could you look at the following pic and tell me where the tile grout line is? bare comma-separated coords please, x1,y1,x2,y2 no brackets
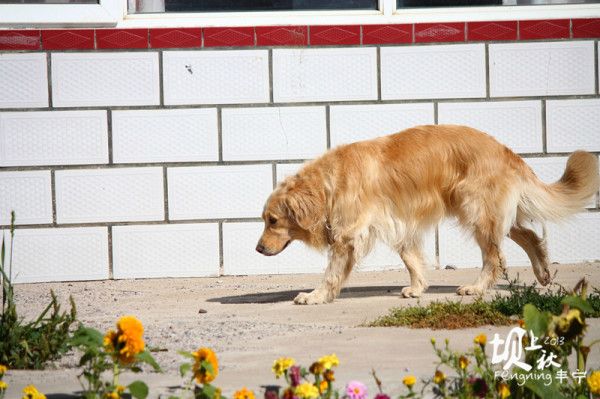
272,163,277,189
50,169,57,226
218,221,224,276
107,109,114,164
46,52,53,108
108,225,114,279
325,105,331,150
541,99,548,154
217,107,224,162
158,50,165,106
485,42,490,99
268,48,274,104
163,166,170,222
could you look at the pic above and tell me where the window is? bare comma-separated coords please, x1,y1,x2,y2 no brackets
397,0,599,7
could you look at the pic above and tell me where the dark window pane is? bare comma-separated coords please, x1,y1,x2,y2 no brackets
397,0,600,7
164,0,378,12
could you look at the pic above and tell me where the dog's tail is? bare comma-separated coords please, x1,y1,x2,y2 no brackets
519,151,599,222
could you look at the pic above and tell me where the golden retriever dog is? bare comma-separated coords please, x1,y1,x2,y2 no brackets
256,125,599,305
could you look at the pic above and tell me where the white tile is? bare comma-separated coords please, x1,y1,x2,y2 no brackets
525,157,596,208
222,222,326,275
3,227,108,283
112,224,219,279
330,103,434,146
112,108,218,163
55,168,164,224
438,101,542,154
381,44,486,100
273,48,378,103
222,106,326,161
0,110,108,166
546,99,600,152
438,219,531,268
163,50,269,105
489,41,595,97
546,212,600,263
168,165,272,220
276,163,306,183
0,53,48,109
0,171,52,225
52,52,160,107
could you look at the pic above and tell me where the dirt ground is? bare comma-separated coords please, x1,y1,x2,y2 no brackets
4,263,600,398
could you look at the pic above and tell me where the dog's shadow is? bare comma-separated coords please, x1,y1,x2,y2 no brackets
207,285,470,304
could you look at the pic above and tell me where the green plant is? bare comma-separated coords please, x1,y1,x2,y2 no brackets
0,211,77,369
70,316,161,399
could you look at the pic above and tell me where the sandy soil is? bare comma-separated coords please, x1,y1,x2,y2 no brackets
3,263,600,398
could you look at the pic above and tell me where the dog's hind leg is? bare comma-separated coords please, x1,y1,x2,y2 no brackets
398,243,428,298
457,222,506,296
509,224,551,286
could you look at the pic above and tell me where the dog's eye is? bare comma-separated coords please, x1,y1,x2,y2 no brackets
268,216,278,225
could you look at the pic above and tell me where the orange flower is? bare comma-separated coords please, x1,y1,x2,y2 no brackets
458,356,469,370
192,347,219,384
104,316,145,364
233,387,255,399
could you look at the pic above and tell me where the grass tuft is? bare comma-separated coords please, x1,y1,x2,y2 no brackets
368,299,513,329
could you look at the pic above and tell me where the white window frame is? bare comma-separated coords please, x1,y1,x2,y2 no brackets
0,0,599,28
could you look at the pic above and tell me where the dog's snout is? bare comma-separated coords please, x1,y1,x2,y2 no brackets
256,243,265,254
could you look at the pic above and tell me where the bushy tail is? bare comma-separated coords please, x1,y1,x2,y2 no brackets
520,151,599,222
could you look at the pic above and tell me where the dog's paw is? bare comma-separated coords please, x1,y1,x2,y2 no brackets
456,285,483,296
401,286,423,298
294,291,329,305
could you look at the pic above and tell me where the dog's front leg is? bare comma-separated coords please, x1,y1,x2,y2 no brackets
294,243,353,305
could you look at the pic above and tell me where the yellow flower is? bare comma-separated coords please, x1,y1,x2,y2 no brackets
192,347,219,384
294,383,319,399
318,354,339,369
497,382,511,398
319,381,329,394
433,370,446,385
0,364,6,374
309,361,324,375
116,386,125,393
272,357,295,378
104,316,145,364
403,375,416,388
474,334,487,346
22,385,46,399
458,356,469,370
0,381,7,390
233,387,255,399
588,370,600,395
215,388,222,399
104,392,119,399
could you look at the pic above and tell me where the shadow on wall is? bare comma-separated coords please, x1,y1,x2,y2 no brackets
206,284,477,304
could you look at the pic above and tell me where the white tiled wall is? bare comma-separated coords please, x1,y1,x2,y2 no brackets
1,39,599,283
55,168,164,223
381,44,486,100
546,99,600,152
330,103,434,146
112,108,218,163
222,106,327,161
489,41,595,97
438,101,543,153
2,227,109,283
167,165,273,220
163,50,270,105
273,48,378,102
112,224,220,279
0,171,52,225
51,52,160,107
0,110,108,166
0,53,48,109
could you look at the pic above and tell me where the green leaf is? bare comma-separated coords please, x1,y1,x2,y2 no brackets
524,376,565,399
201,360,214,375
70,325,104,348
561,296,594,314
178,350,196,359
180,362,192,378
137,350,162,372
523,304,549,338
199,384,217,399
128,380,149,399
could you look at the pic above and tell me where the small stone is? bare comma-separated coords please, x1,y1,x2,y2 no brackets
198,308,208,314
445,265,457,270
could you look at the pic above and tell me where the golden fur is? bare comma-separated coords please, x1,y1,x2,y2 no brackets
256,125,599,305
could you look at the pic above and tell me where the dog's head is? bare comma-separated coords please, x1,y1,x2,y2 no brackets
256,174,327,256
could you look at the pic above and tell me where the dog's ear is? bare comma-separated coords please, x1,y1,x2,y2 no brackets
284,180,325,232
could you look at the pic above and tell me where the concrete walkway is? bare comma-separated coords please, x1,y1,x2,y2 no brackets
4,263,600,398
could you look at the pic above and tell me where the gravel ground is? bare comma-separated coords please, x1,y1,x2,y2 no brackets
3,262,600,398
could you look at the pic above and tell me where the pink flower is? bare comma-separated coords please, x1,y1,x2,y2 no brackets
345,381,367,399
289,366,302,387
